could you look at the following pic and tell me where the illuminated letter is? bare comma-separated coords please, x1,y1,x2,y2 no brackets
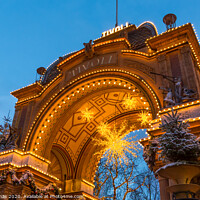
102,31,107,37
115,26,121,32
125,22,129,27
109,28,115,34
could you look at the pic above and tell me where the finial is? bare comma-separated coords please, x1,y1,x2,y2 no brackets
163,14,177,30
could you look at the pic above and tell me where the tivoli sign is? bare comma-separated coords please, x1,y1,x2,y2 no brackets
65,53,117,82
102,22,130,37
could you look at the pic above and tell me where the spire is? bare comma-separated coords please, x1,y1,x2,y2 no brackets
115,0,118,27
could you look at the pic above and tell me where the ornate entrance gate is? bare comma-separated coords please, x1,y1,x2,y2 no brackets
1,21,200,200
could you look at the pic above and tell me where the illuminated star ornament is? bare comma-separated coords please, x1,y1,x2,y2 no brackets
93,121,138,164
123,95,137,110
81,107,94,122
137,111,151,127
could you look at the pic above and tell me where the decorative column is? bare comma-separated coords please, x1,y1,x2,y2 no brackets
158,176,170,200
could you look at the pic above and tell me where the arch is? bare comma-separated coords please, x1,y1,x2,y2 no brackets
50,145,74,180
9,22,200,199
25,69,160,152
20,64,162,187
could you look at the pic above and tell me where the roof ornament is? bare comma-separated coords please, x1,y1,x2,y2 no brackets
59,57,64,62
36,67,46,82
83,40,94,58
163,13,177,30
37,67,46,75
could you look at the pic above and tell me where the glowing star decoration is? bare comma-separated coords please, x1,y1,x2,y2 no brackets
81,107,94,122
137,111,151,127
93,121,138,164
123,95,137,110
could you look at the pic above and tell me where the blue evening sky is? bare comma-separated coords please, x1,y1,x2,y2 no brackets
0,0,199,123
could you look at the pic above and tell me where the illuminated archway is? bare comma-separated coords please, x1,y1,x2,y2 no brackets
21,67,161,187
8,22,200,199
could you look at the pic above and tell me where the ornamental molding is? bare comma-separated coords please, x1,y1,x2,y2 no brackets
124,59,155,80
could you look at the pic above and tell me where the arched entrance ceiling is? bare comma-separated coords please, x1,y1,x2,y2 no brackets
52,90,149,165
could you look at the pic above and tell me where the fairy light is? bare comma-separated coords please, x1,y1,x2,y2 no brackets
11,38,134,105
123,94,138,110
146,23,189,41
11,22,200,126
189,42,200,69
57,38,131,68
159,99,200,114
191,24,200,44
93,121,137,164
137,111,152,127
123,24,200,71
147,114,200,132
22,69,160,151
11,72,62,104
81,107,94,122
0,149,50,164
122,40,187,57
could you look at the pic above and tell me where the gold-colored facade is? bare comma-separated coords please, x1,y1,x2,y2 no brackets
0,21,199,199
